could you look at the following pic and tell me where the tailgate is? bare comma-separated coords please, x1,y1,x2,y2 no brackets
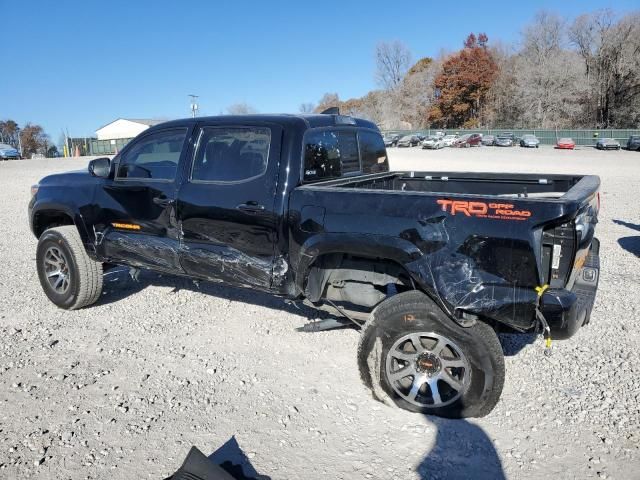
541,177,600,289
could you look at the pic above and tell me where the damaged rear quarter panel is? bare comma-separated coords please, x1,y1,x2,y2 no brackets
289,187,577,331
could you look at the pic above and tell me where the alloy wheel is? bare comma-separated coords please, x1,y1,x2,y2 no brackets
43,246,71,294
385,332,470,408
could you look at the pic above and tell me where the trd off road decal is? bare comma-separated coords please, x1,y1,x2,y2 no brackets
437,199,532,221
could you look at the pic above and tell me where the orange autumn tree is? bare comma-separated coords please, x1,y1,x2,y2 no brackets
428,33,498,128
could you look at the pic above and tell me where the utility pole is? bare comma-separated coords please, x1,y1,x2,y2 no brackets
188,94,199,118
17,127,22,157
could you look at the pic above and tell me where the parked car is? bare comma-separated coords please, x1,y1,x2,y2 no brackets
595,138,621,150
520,134,540,148
422,136,445,149
0,143,20,160
495,133,515,147
383,134,400,147
414,133,426,142
453,133,482,147
556,138,576,150
434,131,445,138
397,135,420,147
441,134,458,147
626,135,640,151
28,112,601,419
481,135,496,146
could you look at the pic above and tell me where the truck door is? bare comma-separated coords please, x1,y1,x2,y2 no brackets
94,127,189,272
176,124,282,289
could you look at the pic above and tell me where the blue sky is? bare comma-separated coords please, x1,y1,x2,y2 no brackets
2,0,637,141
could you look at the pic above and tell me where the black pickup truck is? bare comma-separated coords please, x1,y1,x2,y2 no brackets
29,113,601,418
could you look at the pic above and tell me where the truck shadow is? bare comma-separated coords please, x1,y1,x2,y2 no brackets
619,236,640,257
613,219,640,257
613,219,640,232
99,269,542,355
417,416,506,480
498,332,536,356
98,267,321,320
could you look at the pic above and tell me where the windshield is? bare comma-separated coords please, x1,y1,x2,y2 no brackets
400,135,412,141
459,134,471,140
522,135,535,140
444,135,456,140
559,138,572,142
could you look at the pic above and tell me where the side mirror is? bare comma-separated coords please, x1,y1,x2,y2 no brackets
88,157,111,178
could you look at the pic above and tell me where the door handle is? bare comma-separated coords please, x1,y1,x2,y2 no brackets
236,201,265,212
153,196,174,208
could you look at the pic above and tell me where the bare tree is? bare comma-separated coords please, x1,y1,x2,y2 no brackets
507,11,586,128
314,93,340,113
522,10,566,57
484,42,521,127
569,10,640,127
299,102,316,113
395,57,440,128
375,41,412,91
226,102,258,115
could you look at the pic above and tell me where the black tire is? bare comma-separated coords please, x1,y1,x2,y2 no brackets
36,226,103,310
357,291,504,418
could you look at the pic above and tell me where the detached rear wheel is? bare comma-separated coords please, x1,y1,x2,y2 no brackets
358,291,504,418
36,226,103,310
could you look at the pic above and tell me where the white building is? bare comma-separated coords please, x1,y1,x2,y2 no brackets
95,118,164,141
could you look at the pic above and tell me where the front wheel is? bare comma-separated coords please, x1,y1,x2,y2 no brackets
36,226,103,310
357,291,505,418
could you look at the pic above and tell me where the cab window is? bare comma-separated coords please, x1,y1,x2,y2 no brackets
116,129,187,181
303,129,389,181
303,130,359,181
359,131,389,174
191,127,271,182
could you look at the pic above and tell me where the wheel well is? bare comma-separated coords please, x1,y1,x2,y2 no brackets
305,254,416,309
33,211,74,238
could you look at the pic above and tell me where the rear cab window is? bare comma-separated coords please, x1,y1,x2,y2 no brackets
191,127,271,182
303,128,389,182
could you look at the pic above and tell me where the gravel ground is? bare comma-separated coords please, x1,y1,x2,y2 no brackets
0,145,639,479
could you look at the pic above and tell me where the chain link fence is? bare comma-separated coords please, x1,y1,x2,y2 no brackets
382,129,640,146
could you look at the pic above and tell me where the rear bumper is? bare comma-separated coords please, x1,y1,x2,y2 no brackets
540,238,600,339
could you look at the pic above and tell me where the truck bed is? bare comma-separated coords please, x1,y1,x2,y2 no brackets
304,171,597,201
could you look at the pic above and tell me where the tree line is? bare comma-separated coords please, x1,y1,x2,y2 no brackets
306,9,640,130
0,120,57,157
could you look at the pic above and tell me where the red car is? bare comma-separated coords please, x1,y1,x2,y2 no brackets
556,138,576,149
453,133,483,147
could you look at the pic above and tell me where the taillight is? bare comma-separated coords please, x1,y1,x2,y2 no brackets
541,223,576,287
